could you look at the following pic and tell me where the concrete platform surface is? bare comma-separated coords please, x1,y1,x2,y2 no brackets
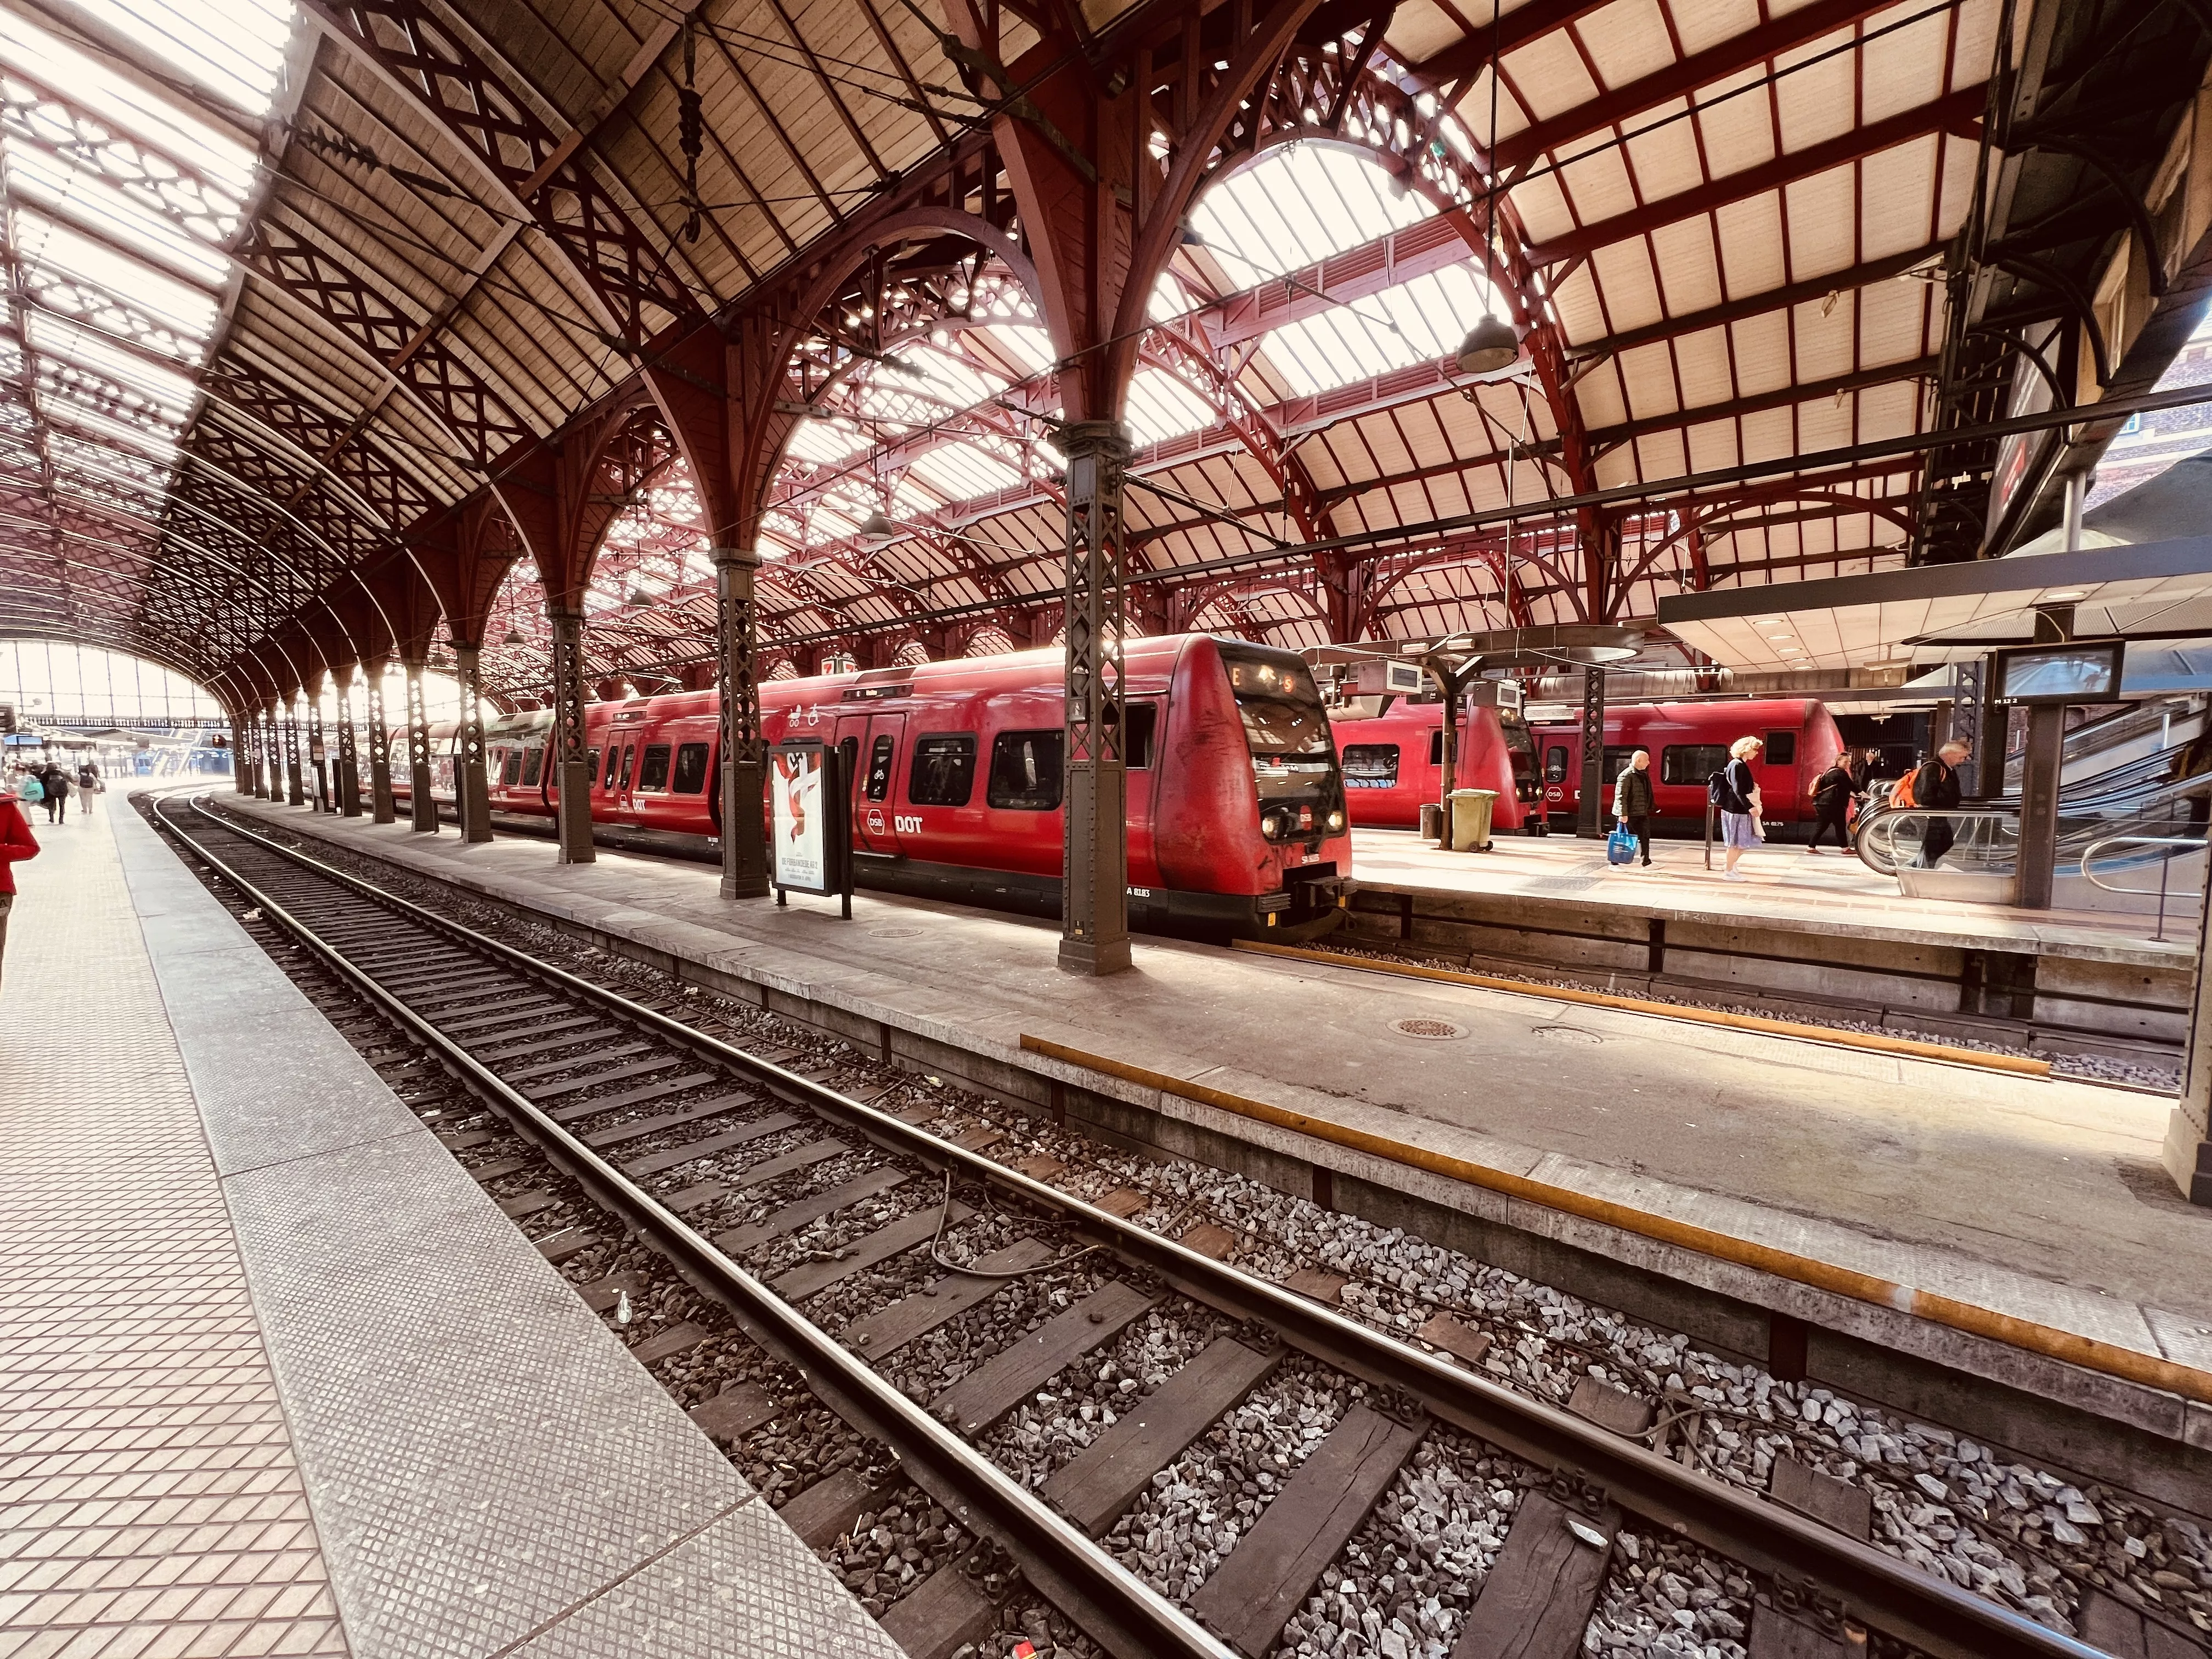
1,798,901,1658
1351,828,2195,967
216,795,2212,1445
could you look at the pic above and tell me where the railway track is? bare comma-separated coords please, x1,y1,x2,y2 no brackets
151,791,2149,1659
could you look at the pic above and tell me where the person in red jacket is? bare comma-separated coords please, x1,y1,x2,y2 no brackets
0,788,38,990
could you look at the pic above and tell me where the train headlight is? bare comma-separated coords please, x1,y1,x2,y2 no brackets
1261,812,1283,837
1325,809,1345,832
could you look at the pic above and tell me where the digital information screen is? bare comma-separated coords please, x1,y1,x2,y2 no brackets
770,738,850,910
1993,640,2125,704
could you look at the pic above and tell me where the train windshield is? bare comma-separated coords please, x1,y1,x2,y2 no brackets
1218,650,1331,758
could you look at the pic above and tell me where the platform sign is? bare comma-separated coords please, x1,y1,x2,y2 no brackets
770,738,851,916
1991,640,2124,706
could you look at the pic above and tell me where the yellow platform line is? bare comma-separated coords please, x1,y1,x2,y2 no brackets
1017,1033,2210,1408
1233,938,2053,1079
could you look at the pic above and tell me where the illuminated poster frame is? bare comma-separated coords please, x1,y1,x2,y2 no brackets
770,737,852,917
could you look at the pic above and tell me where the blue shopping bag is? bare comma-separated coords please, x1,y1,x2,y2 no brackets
1606,826,1637,865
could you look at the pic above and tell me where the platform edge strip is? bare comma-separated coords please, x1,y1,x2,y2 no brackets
1231,938,2054,1078
1016,1034,2211,1408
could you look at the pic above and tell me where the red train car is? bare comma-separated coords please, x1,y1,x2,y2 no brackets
1328,703,1528,832
390,635,1350,938
1333,697,1846,836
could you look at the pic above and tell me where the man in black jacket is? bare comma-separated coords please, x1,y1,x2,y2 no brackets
1612,749,1655,866
1912,740,1969,867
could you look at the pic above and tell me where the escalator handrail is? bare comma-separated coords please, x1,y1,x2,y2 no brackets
2078,833,2209,899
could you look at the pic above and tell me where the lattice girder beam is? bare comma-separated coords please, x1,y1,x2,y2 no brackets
299,0,695,345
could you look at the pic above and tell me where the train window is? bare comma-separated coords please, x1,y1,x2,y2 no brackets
1341,744,1400,787
1220,650,1330,757
639,744,672,791
584,748,599,785
500,748,522,786
1544,744,1570,783
1112,701,1158,768
987,731,1063,810
1661,744,1729,785
1430,731,1444,766
1602,746,1639,780
673,742,709,793
617,744,636,790
909,734,976,806
601,746,619,788
522,747,543,787
1763,731,1797,765
864,735,894,801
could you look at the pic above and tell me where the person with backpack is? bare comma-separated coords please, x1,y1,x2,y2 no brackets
1613,748,1655,867
1710,735,1764,881
76,758,100,815
37,762,69,824
1909,740,1970,867
1807,754,1855,853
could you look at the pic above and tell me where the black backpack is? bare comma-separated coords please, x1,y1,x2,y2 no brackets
1707,765,1746,813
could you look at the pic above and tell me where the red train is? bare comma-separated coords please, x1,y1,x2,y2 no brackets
388,635,1351,938
1332,697,1847,835
1329,703,1529,832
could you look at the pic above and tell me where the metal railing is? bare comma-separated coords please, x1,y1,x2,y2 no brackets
2078,834,2208,940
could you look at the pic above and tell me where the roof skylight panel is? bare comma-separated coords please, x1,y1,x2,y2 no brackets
46,0,295,115
5,147,229,285
0,13,258,194
906,441,1024,501
43,394,180,461
1255,265,1493,397
784,417,867,467
1123,368,1216,445
1189,142,1431,288
13,210,219,341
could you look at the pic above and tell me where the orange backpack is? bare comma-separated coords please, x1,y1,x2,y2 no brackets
1888,767,1916,809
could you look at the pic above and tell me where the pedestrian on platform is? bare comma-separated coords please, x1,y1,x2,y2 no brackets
1613,748,1655,867
1808,754,1856,853
1716,735,1763,882
0,780,37,990
37,763,69,824
12,766,40,811
1911,740,1970,868
76,759,99,814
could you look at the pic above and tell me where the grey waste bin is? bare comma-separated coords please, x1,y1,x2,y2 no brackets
1448,789,1498,851
1419,801,1444,842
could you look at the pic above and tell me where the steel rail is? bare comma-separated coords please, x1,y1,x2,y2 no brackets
163,792,2114,1659
149,792,1229,1659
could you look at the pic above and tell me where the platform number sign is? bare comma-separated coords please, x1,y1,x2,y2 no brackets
770,737,852,918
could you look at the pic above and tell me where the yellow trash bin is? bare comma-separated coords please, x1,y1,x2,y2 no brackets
1447,788,1497,851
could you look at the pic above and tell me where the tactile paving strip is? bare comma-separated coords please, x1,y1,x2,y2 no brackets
0,811,351,1656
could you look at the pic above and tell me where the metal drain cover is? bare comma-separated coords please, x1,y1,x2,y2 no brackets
871,927,923,939
1391,1017,1468,1041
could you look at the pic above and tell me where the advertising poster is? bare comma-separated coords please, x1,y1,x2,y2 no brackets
771,740,829,894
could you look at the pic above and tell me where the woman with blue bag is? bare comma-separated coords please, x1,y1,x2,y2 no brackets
1611,749,1654,867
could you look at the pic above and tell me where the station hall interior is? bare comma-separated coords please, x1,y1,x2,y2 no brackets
7,0,2212,1657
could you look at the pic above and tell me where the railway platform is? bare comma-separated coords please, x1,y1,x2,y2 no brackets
1346,828,2196,1058
0,802,900,1658
213,793,2212,1513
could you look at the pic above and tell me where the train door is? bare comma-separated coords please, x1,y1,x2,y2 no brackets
842,712,905,856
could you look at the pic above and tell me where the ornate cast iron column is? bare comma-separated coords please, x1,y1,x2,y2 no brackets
404,654,437,833
1057,420,1133,976
283,697,306,806
306,676,331,812
1577,667,1606,838
547,606,595,864
334,663,363,816
453,640,493,843
712,546,768,899
230,714,249,793
261,707,280,799
365,662,396,823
